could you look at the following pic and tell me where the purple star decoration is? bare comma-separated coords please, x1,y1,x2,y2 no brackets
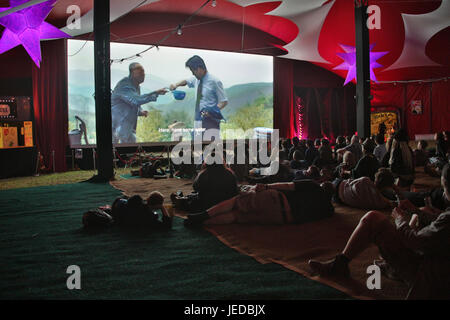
334,44,388,85
0,0,71,68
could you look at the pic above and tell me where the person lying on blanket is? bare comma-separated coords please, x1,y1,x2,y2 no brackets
329,167,440,209
111,191,172,230
183,179,334,226
327,168,400,210
308,163,450,300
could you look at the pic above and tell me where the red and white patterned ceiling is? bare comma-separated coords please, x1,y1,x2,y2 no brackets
1,0,449,82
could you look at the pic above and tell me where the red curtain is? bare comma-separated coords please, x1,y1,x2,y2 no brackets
294,87,356,142
32,39,68,172
372,80,449,139
274,58,357,141
273,57,295,138
404,83,431,138
431,81,450,134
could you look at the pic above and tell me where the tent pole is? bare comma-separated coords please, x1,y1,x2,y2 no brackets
354,0,371,139
92,0,114,181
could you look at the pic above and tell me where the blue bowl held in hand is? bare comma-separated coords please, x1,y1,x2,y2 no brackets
172,90,186,100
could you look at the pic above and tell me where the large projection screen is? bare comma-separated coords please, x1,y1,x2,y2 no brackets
68,39,274,146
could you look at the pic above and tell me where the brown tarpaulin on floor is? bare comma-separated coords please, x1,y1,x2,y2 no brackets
110,168,441,299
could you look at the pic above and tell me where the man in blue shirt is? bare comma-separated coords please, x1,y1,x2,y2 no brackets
170,55,228,140
111,63,167,143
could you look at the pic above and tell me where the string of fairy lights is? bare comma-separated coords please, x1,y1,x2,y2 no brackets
373,77,449,85
68,0,217,63
67,0,449,82
109,0,216,65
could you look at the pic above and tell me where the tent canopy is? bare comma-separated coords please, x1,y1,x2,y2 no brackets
1,0,449,82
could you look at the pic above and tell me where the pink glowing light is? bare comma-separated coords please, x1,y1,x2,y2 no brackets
295,96,305,140
333,44,388,85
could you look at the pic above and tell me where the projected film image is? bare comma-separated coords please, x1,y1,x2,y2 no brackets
68,40,274,144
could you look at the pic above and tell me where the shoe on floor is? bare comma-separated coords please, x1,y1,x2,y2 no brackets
308,254,350,278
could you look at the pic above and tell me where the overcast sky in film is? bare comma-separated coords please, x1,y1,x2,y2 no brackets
68,40,273,88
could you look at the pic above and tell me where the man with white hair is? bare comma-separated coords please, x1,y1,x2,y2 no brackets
336,134,363,162
111,62,167,143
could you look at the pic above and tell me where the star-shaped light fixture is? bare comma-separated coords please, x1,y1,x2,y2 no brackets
334,44,388,85
0,0,71,67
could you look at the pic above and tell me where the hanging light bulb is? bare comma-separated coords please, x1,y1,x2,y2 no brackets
177,25,183,35
212,0,217,7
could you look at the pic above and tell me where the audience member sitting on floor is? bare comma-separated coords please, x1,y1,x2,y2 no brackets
413,140,429,167
315,138,334,168
374,133,387,164
308,163,450,300
348,138,380,181
428,165,450,211
337,135,363,163
426,132,450,173
184,179,334,226
444,131,450,153
424,133,448,176
271,161,295,183
319,168,334,183
173,149,197,179
381,135,393,168
314,138,321,149
285,138,293,151
334,136,347,152
387,128,415,187
248,161,295,184
279,139,291,162
173,154,239,213
330,168,398,210
345,136,351,145
110,192,172,230
290,150,304,170
192,156,239,210
304,139,320,166
294,165,320,181
334,151,356,180
435,131,448,161
288,137,305,161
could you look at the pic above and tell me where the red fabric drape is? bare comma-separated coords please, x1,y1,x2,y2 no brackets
274,58,357,142
405,83,431,138
32,39,68,172
273,57,295,138
372,80,449,138
294,87,356,142
431,81,450,134
371,82,404,108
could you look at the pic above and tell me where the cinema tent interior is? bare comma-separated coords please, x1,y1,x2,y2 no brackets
0,0,449,304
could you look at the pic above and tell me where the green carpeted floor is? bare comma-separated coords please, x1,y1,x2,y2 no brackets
0,182,350,300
